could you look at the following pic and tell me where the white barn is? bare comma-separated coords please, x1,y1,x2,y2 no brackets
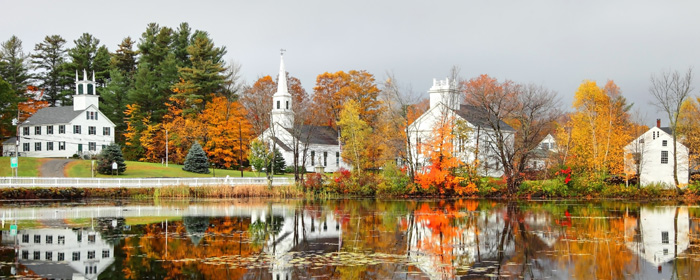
624,120,689,187
259,55,350,173
407,78,514,177
3,70,116,158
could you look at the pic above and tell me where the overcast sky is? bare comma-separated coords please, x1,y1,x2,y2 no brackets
2,0,699,125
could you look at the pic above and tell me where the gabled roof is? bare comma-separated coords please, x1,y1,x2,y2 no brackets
271,136,292,152
284,125,339,146
22,106,84,125
454,104,515,131
659,127,672,135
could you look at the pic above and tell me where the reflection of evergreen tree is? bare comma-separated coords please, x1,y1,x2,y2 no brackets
184,216,211,246
97,217,126,246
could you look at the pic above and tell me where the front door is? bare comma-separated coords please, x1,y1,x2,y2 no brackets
78,144,83,152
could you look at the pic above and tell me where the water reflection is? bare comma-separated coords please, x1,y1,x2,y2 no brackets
0,200,696,279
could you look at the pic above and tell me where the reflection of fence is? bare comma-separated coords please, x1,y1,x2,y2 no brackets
0,177,294,188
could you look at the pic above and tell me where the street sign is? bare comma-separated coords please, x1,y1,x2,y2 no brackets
10,157,17,168
10,225,17,236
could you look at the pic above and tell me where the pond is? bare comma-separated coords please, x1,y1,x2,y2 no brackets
0,199,698,279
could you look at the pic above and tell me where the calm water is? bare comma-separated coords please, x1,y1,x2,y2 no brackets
0,199,698,279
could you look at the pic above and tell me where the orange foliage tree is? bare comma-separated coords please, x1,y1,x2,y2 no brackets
415,117,476,195
200,96,253,168
312,70,382,127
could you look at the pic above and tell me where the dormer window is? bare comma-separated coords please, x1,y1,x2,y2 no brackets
662,140,668,147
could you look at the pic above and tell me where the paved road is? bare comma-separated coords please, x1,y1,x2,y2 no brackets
39,159,75,177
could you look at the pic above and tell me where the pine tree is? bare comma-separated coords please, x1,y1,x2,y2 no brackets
31,35,69,106
0,35,31,96
97,144,127,175
102,70,129,144
269,147,286,174
183,141,210,174
110,37,138,79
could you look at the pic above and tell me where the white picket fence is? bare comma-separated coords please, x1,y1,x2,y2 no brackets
0,176,295,188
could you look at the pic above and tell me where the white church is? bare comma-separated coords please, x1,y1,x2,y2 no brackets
3,70,116,158
259,55,350,173
407,78,513,177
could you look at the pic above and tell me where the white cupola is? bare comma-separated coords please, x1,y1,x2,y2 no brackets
429,78,460,111
73,69,99,111
271,52,294,128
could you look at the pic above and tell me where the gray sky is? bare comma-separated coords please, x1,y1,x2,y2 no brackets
2,0,699,125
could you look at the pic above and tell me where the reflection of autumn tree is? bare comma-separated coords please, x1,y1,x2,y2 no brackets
552,206,637,279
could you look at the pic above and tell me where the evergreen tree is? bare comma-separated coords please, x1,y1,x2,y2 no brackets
65,33,99,74
172,31,228,113
0,77,19,138
102,70,129,144
31,35,69,106
183,141,210,174
173,22,192,68
0,35,31,96
269,147,286,174
97,143,127,175
110,37,138,79
93,45,111,86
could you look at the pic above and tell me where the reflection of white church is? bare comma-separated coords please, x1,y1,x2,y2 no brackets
626,206,690,268
1,227,114,279
250,209,342,280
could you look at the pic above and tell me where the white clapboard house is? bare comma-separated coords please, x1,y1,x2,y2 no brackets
624,119,689,187
3,70,116,158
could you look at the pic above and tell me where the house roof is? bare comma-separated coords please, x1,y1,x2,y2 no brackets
2,137,16,145
22,106,85,125
284,125,339,146
271,136,292,152
454,104,515,131
659,127,672,135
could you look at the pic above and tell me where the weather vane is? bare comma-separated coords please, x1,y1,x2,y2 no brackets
280,48,286,56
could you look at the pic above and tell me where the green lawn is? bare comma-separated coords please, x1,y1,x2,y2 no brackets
0,157,45,177
65,160,292,178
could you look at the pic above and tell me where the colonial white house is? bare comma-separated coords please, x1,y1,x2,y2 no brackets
526,134,557,171
624,119,689,187
1,227,115,279
625,206,690,273
2,70,116,158
259,54,350,173
407,78,514,177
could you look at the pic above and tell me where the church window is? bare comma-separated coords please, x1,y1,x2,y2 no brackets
78,84,84,94
286,101,289,109
336,152,340,166
323,152,328,167
34,142,41,151
72,252,80,261
23,143,29,152
59,142,65,150
22,234,28,243
662,140,667,146
23,127,29,136
33,251,40,260
277,101,280,109
88,250,95,259
34,235,41,243
21,250,28,260
311,151,315,166
58,252,64,261
89,142,96,151
59,125,65,134
73,125,81,134
661,151,669,164
662,231,669,244
87,84,94,94
102,250,110,258
45,252,52,261
88,126,96,135
35,126,41,135
47,142,53,151
103,127,111,136
46,126,53,134
46,235,52,244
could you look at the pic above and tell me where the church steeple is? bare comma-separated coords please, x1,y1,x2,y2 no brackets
74,69,99,111
271,50,294,128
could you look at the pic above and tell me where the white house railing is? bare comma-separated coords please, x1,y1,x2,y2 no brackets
0,177,295,189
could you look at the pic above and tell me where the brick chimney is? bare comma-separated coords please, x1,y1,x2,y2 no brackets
657,119,661,128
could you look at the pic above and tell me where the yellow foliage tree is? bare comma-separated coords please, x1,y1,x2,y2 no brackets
678,97,700,172
201,95,253,168
564,80,631,178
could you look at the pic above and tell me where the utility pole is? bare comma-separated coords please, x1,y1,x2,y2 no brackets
239,123,243,177
165,129,169,167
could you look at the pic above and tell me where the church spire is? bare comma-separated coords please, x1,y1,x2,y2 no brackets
271,50,294,128
275,49,289,97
